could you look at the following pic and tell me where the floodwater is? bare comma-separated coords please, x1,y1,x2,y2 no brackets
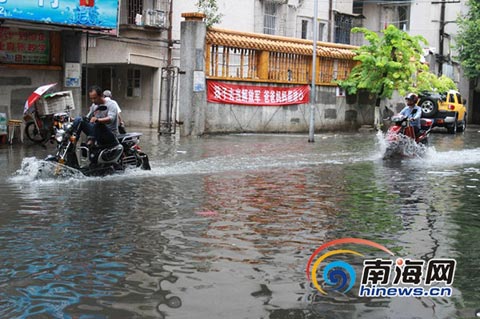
0,127,479,319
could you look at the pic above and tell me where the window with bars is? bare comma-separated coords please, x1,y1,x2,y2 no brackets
334,13,353,44
128,0,143,24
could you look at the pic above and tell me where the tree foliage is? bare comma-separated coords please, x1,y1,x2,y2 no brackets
456,0,480,79
337,25,428,99
196,0,223,28
416,73,457,93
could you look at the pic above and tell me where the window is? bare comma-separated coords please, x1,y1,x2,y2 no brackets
301,20,308,39
398,6,409,31
353,1,363,15
264,2,278,35
127,69,141,97
318,22,325,42
382,5,410,31
128,0,143,24
334,13,353,44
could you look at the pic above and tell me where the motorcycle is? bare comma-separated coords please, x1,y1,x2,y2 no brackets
23,83,73,144
45,116,151,176
383,109,433,159
24,109,72,144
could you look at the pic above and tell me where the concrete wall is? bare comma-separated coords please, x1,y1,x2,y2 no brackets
0,70,62,120
204,85,368,134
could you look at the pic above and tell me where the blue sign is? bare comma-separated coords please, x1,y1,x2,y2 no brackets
0,0,118,30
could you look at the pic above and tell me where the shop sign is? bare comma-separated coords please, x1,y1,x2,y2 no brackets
0,27,50,64
0,0,118,30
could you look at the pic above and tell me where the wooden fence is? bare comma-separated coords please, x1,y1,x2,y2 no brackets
205,28,357,86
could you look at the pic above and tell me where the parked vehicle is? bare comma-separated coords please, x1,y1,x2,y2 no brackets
23,109,72,144
383,110,433,159
45,119,151,176
418,90,467,134
23,83,74,144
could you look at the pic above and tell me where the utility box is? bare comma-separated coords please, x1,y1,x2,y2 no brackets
36,91,75,115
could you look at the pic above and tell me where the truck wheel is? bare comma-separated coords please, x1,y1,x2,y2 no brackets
420,98,437,117
457,117,466,132
447,121,457,134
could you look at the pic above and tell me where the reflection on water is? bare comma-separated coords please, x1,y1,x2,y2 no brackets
0,129,479,318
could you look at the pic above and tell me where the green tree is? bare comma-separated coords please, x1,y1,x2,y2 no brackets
196,0,223,28
416,72,457,93
456,0,480,79
337,25,428,99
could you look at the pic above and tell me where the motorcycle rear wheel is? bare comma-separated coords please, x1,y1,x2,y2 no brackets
25,121,48,143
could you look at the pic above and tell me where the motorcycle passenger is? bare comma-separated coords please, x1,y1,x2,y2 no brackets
103,89,126,134
400,93,422,136
73,85,119,146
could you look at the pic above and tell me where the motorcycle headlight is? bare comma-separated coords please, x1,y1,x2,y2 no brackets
63,122,73,131
55,129,65,143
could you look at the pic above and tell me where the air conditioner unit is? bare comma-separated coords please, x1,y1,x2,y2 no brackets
144,9,166,28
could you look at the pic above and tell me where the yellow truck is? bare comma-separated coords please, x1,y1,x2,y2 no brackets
418,90,467,134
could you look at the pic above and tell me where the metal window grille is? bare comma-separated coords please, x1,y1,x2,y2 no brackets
334,14,352,44
128,0,143,25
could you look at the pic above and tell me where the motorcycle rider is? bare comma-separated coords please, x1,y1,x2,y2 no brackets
400,93,422,136
72,85,119,146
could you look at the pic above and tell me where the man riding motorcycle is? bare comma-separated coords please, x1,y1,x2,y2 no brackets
399,93,422,136
72,85,119,146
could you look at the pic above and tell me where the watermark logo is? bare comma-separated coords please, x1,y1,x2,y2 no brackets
306,238,456,297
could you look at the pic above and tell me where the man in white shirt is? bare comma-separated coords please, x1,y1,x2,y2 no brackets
103,90,126,134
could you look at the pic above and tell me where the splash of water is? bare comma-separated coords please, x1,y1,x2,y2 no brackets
377,131,427,159
10,157,85,183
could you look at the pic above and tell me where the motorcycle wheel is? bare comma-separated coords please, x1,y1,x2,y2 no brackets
25,121,48,143
383,146,396,159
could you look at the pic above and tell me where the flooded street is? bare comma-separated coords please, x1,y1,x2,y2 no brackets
0,128,479,319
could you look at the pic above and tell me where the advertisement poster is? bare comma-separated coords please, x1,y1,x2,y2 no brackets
65,62,81,87
0,0,118,30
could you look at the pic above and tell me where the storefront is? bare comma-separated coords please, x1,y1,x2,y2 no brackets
0,0,118,120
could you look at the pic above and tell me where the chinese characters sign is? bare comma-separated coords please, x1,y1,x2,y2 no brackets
306,238,456,298
0,28,50,64
359,258,455,297
207,80,310,106
0,0,118,30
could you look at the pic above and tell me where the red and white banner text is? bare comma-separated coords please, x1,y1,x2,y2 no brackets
207,81,310,106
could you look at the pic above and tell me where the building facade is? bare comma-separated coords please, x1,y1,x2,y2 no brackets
1,0,474,131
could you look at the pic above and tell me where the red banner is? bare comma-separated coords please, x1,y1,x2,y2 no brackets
207,81,310,106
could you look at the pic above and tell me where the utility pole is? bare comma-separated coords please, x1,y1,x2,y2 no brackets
308,0,318,142
432,0,460,76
